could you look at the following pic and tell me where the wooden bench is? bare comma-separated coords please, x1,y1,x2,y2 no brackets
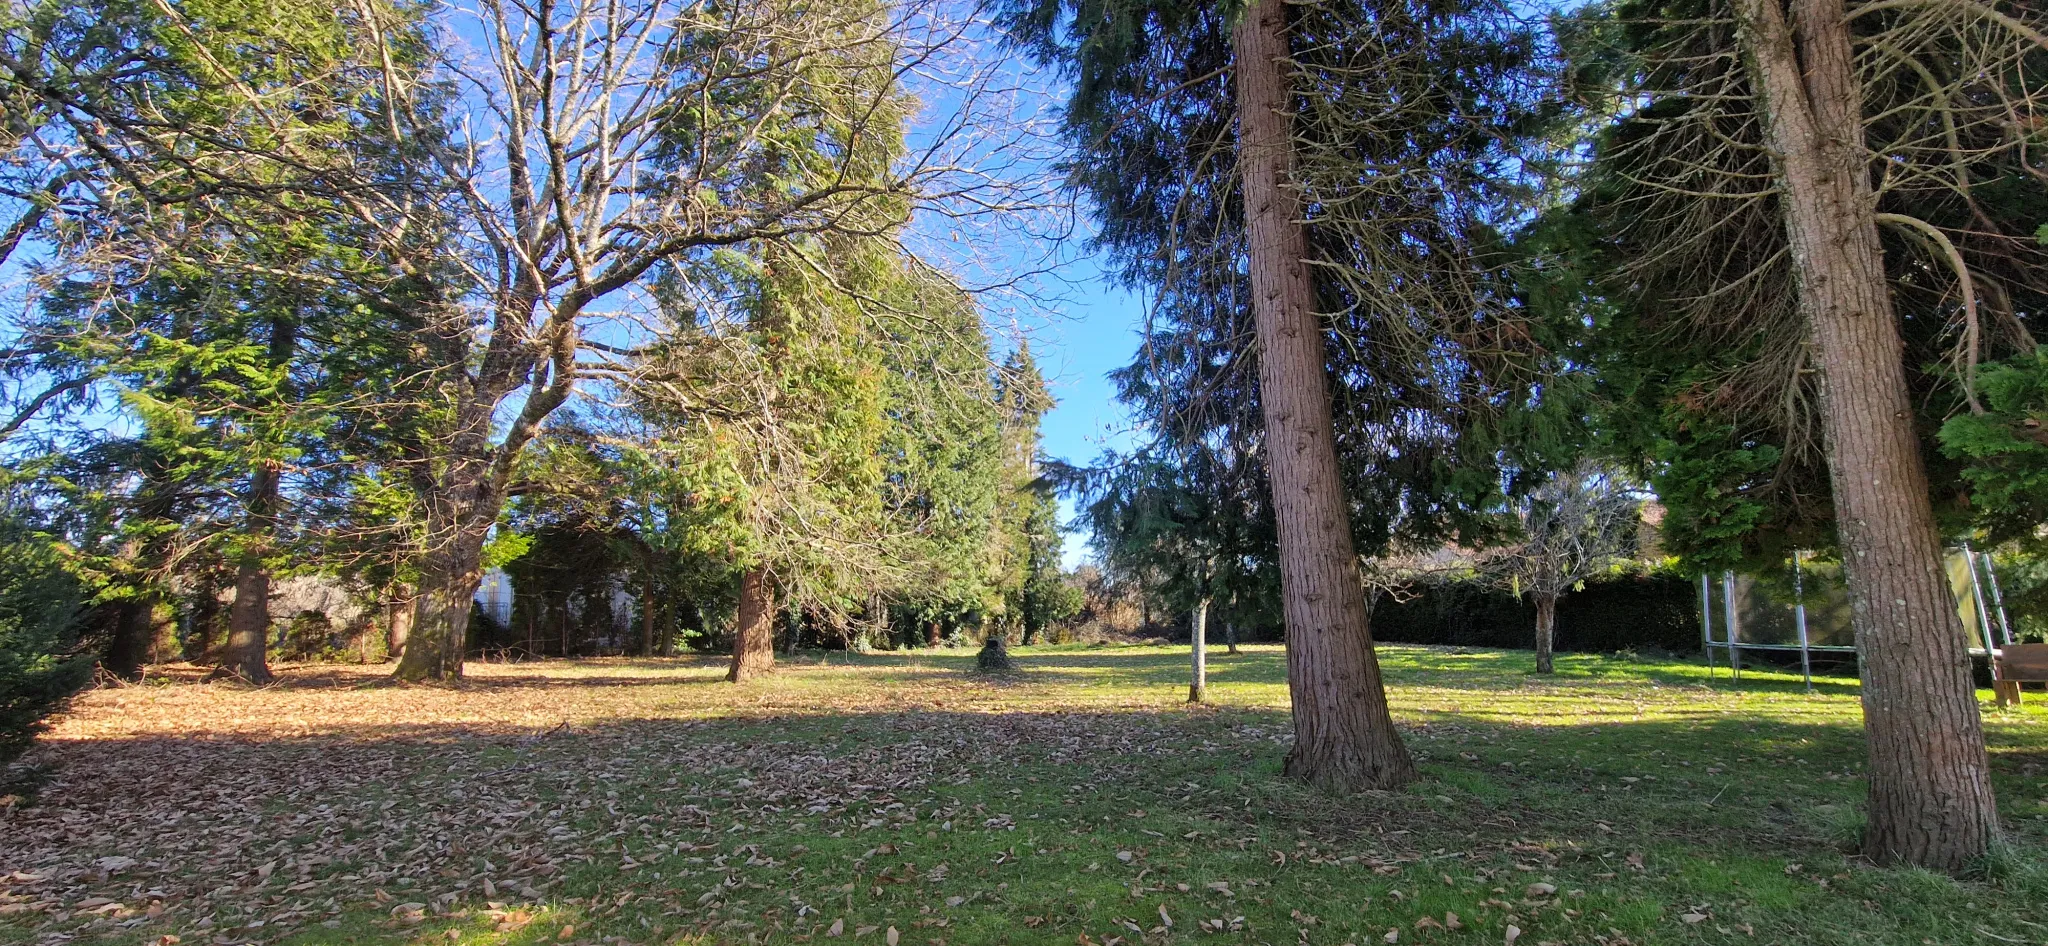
1994,643,2048,707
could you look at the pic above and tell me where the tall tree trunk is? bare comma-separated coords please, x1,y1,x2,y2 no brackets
219,461,281,684
728,567,775,682
1533,593,1557,675
395,384,512,682
1226,620,1239,656
1189,597,1210,703
1232,0,1414,792
926,620,942,647
386,586,413,661
219,314,297,683
105,596,155,681
1736,0,1997,872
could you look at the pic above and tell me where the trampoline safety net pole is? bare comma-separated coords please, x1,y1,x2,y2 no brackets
1700,573,1715,679
1723,571,1741,681
1963,543,1994,657
1980,548,2015,648
1793,551,1812,692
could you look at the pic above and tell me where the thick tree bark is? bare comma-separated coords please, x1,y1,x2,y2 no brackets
218,461,281,685
926,620,942,648
394,374,523,681
394,500,493,681
386,586,413,661
1189,597,1210,703
728,567,776,682
1736,0,1998,872
1533,593,1557,675
1233,0,1414,792
221,555,274,683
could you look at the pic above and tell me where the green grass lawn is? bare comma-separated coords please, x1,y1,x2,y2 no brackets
3,644,2045,946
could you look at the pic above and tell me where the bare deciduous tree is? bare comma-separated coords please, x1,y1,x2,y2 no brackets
1481,464,1641,674
326,0,1058,680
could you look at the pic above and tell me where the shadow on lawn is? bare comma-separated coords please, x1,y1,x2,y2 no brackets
11,694,2045,944
18,705,2040,883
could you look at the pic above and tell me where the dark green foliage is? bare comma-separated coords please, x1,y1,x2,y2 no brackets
1528,0,2048,572
1941,348,2048,642
1057,446,1256,623
1016,486,1081,642
1940,349,2048,551
1986,550,2048,644
500,523,635,658
0,513,92,763
1371,571,1701,654
1000,0,1559,611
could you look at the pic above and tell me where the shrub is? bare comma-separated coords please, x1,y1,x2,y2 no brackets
0,518,93,763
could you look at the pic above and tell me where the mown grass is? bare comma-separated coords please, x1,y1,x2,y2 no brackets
3,643,2045,946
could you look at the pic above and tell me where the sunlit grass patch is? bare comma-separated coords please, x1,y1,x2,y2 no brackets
2,644,2044,945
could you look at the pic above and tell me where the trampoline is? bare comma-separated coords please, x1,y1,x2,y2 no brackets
1698,546,2014,691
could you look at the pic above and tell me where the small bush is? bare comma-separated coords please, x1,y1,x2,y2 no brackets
975,635,1014,672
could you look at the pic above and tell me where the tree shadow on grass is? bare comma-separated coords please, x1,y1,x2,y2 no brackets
10,690,2046,946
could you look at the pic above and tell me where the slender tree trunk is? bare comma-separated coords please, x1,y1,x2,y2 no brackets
1226,620,1239,656
863,591,885,652
1533,593,1557,675
641,574,657,657
219,461,281,684
1190,597,1210,703
728,567,775,682
1232,0,1414,792
1737,0,1997,872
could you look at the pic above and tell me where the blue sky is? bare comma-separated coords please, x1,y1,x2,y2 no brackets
1027,254,1145,569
